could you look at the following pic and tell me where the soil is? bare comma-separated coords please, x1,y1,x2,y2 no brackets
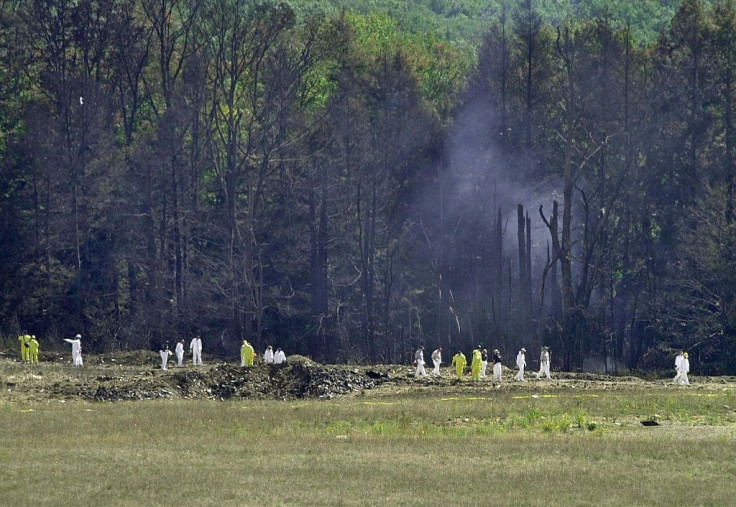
1,349,735,402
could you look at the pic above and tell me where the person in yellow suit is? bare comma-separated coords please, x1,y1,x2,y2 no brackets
451,350,467,379
29,335,40,364
471,347,482,380
241,340,255,367
19,333,29,362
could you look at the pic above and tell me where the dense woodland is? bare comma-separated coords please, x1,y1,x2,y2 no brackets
2,0,736,374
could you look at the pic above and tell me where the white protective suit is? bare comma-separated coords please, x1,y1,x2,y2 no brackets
491,350,502,382
264,347,274,364
190,337,202,365
678,356,690,385
159,348,171,370
175,341,184,367
414,348,427,377
274,349,286,364
64,335,83,367
536,348,551,379
514,350,527,381
431,348,442,376
673,352,684,383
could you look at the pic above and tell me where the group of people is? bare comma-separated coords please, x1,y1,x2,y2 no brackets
260,345,287,365
239,342,287,368
157,337,287,370
17,333,40,364
415,345,552,382
18,331,693,387
158,336,202,370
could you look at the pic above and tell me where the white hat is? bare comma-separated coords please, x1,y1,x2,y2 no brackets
75,334,81,338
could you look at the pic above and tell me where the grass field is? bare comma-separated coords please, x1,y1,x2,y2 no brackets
1,377,735,506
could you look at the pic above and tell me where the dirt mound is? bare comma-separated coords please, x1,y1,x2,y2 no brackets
82,361,387,401
0,356,392,402
4,354,736,403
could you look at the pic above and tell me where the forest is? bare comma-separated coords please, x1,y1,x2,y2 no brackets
2,0,736,374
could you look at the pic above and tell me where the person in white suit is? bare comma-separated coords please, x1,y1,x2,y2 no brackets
431,347,442,376
190,336,202,365
536,346,551,379
673,350,684,383
175,340,185,368
677,352,690,385
264,345,275,364
274,348,286,364
159,344,171,370
414,346,427,377
514,348,527,381
64,334,83,367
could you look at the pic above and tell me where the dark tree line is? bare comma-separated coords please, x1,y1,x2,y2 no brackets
2,0,736,374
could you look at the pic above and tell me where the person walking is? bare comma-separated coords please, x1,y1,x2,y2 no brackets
491,349,503,382
536,346,550,379
677,352,691,385
274,348,286,364
471,347,482,381
480,348,489,378
175,340,185,368
451,350,467,379
414,346,427,377
159,344,171,370
431,347,442,376
29,335,40,364
514,348,527,381
190,336,203,366
64,334,83,367
673,350,684,384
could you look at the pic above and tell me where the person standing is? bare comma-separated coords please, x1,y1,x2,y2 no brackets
414,346,427,377
514,348,527,381
241,340,255,367
190,335,203,366
159,344,171,370
491,349,503,382
264,345,275,364
175,340,185,368
480,348,489,378
678,352,691,385
64,334,83,367
536,346,550,379
431,347,442,376
29,335,40,364
451,350,467,379
673,350,684,384
274,348,286,365
471,347,482,381
18,333,30,362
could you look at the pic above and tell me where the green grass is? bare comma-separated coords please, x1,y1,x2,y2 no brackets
1,387,735,506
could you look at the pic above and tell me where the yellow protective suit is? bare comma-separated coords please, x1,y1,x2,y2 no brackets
19,335,26,362
29,337,40,363
19,335,31,362
241,341,255,367
451,352,467,379
471,349,482,380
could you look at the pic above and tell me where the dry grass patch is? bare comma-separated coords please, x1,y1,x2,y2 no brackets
1,384,735,505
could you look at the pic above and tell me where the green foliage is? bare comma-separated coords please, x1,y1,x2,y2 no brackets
289,0,705,45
